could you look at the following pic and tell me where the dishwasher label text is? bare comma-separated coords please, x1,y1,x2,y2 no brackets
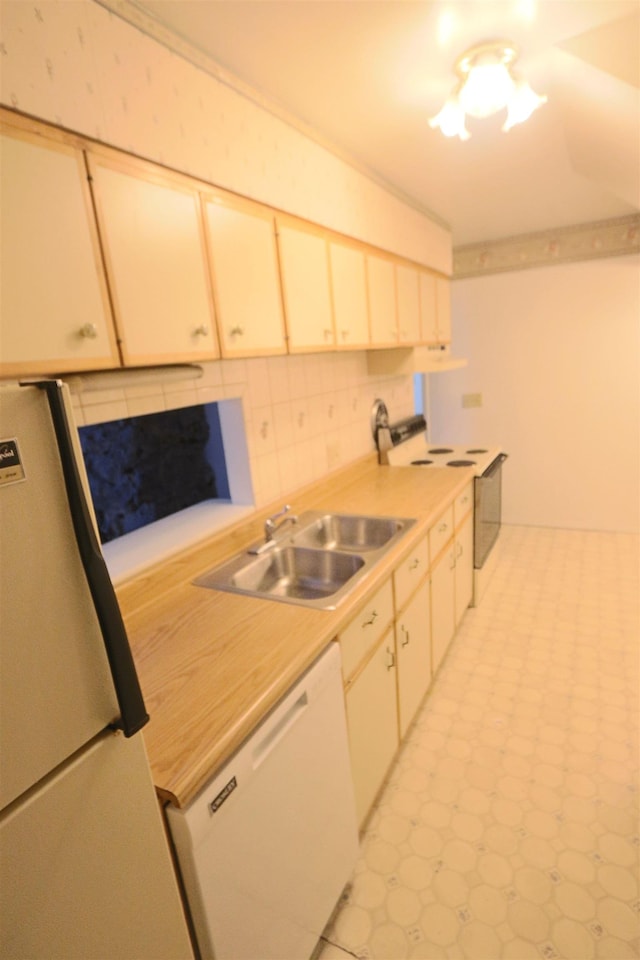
209,776,237,814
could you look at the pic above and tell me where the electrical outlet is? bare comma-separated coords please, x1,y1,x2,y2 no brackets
462,393,482,408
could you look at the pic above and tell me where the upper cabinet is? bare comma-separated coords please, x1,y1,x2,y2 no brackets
276,220,335,352
366,254,397,347
328,240,369,349
87,152,219,366
435,276,452,343
202,195,286,358
395,264,421,345
419,270,451,345
0,122,119,377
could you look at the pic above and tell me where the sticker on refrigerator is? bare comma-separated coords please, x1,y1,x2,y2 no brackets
0,439,26,486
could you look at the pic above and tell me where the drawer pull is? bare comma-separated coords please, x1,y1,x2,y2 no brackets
386,647,396,671
401,625,410,647
362,609,378,628
230,325,245,337
193,324,210,337
438,522,448,533
409,558,420,571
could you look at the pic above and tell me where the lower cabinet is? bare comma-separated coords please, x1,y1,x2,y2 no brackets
454,513,474,626
341,489,475,828
430,544,456,674
395,580,431,739
345,631,399,827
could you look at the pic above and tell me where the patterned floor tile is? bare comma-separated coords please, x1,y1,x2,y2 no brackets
319,526,639,960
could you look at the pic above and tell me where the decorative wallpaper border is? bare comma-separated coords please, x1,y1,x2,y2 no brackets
453,214,640,279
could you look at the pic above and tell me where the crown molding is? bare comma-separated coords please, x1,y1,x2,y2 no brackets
453,214,640,279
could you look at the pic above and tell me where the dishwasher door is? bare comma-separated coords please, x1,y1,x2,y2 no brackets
167,643,359,960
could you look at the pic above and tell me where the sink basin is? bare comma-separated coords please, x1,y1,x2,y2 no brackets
292,514,404,552
193,510,416,609
194,545,365,608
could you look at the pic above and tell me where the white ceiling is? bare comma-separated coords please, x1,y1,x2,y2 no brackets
132,0,640,245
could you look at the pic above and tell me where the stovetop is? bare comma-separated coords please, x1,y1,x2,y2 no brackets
385,433,503,476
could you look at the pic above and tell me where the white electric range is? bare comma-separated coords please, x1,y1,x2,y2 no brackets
372,405,507,605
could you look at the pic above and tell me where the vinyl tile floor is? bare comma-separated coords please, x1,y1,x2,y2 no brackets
318,525,640,960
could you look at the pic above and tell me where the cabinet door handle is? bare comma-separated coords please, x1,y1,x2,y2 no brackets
386,647,396,671
230,325,244,337
438,521,448,533
362,609,378,627
449,551,456,570
401,625,410,647
409,557,420,571
79,322,98,339
323,328,333,342
194,324,209,337
456,542,463,558
341,329,349,341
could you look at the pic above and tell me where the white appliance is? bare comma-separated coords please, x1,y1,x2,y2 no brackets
167,642,359,960
373,405,507,605
0,380,193,960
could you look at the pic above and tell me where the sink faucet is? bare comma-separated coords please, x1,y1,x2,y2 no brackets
264,504,297,542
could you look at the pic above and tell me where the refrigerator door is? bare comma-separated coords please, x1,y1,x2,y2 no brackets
0,382,118,808
0,730,193,960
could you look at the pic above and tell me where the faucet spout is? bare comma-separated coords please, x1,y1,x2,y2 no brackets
264,504,297,542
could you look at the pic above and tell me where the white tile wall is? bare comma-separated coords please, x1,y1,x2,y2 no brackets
70,353,414,508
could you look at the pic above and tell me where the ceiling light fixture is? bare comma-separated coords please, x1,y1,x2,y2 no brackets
429,39,547,141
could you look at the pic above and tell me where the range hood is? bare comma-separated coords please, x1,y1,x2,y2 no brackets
367,345,467,375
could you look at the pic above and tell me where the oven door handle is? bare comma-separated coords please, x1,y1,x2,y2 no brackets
481,453,508,479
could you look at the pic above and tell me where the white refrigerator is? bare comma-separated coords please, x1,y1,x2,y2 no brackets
0,380,193,959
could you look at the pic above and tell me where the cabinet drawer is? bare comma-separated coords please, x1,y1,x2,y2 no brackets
393,534,429,611
429,506,454,562
338,579,394,681
454,482,473,526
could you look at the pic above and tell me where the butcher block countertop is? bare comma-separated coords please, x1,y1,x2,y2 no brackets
117,455,473,809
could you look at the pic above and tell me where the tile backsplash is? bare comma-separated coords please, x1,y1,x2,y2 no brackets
69,353,413,508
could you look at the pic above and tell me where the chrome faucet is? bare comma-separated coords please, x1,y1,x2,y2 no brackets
264,504,297,541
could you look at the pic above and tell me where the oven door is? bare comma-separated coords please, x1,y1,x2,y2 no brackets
474,454,507,569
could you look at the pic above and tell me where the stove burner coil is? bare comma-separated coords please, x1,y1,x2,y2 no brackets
447,459,477,467
410,459,434,465
428,447,454,454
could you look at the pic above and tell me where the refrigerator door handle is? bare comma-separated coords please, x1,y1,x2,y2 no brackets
31,379,149,737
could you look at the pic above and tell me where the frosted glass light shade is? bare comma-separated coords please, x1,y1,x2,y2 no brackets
429,40,546,140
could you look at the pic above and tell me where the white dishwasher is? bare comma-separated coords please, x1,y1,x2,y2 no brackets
167,642,359,960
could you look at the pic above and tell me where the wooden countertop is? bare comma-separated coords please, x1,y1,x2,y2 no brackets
117,455,473,808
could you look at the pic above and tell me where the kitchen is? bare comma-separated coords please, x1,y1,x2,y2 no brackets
1,1,638,958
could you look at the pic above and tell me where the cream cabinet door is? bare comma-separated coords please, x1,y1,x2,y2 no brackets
395,264,421,344
396,581,432,739
419,271,438,344
203,197,286,357
436,276,452,343
0,128,118,376
366,253,397,346
276,222,334,351
430,543,456,674
345,632,399,827
454,513,474,626
88,155,218,365
329,241,369,349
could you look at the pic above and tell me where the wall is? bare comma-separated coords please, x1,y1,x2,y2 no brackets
70,353,413,508
0,0,440,507
428,255,640,533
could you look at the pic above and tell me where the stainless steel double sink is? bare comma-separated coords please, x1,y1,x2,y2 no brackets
193,511,416,609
